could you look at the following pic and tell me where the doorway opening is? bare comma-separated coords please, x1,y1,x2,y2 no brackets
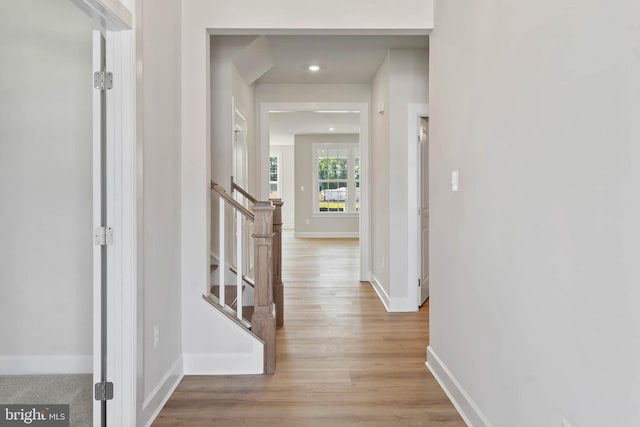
260,103,370,281
0,0,98,424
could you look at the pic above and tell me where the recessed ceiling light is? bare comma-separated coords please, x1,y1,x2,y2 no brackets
308,65,321,72
329,127,335,131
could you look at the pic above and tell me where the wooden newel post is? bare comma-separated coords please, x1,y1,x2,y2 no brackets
251,201,276,374
270,198,284,328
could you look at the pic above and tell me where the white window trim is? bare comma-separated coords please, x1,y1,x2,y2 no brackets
312,142,360,215
269,152,281,198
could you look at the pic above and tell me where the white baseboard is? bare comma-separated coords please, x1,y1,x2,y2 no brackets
0,355,92,375
389,296,418,312
369,273,391,311
294,231,359,238
369,274,418,313
183,347,263,375
426,346,493,427
143,356,184,427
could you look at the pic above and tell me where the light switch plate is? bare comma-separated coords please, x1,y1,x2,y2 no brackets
451,170,459,192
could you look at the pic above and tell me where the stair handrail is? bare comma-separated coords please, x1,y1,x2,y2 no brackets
211,181,254,221
230,176,258,205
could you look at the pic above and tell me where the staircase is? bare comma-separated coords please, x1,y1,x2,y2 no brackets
205,178,284,374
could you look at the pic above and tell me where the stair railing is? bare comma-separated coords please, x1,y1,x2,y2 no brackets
210,180,276,373
211,181,255,326
231,177,285,327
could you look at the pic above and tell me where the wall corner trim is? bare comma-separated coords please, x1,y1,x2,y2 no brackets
426,346,493,427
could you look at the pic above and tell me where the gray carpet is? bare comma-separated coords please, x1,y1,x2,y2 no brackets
0,374,92,427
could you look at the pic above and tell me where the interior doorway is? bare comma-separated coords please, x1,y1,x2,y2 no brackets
0,0,97,424
260,102,371,281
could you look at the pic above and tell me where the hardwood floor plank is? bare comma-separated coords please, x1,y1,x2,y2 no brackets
153,233,464,426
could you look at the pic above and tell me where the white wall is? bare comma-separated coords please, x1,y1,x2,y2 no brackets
388,49,429,305
138,0,184,424
0,0,95,374
210,35,258,191
369,49,429,311
270,144,295,228
294,134,360,237
428,1,640,427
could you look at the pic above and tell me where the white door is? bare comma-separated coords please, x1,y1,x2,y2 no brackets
419,117,430,305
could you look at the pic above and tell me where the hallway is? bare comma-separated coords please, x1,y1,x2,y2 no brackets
154,233,464,426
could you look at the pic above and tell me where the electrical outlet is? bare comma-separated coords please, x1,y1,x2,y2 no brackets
305,219,310,225
153,325,159,349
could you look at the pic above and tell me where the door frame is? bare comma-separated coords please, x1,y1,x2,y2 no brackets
73,1,136,426
259,102,371,281
407,104,429,309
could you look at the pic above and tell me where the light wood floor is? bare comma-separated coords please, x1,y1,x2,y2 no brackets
154,233,465,427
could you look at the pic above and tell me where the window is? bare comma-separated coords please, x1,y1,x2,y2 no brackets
269,153,281,199
314,143,360,214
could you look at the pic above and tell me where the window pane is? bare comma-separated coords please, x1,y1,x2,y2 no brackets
318,158,328,179
315,144,360,215
337,157,348,179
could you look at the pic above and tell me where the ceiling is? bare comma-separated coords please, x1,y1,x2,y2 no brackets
214,34,428,143
256,35,429,84
270,111,360,135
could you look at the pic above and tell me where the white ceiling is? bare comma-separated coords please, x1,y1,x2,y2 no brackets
270,111,360,134
215,35,428,145
256,35,429,84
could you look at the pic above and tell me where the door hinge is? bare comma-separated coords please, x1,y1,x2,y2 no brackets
418,278,421,288
94,226,113,246
94,381,114,401
94,71,113,90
